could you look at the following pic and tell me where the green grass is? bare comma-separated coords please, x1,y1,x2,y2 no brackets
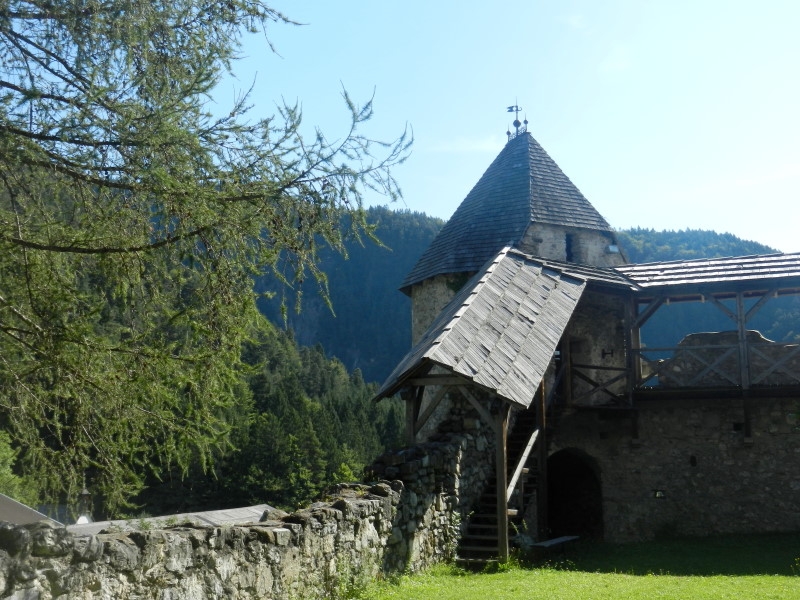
361,533,800,600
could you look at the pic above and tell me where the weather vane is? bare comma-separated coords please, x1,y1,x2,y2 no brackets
506,102,528,141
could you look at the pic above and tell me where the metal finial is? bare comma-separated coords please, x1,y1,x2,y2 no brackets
505,103,527,141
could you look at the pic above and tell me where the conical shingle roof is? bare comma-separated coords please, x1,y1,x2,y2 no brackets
401,132,613,292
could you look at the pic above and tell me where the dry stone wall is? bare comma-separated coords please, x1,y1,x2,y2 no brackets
0,429,493,599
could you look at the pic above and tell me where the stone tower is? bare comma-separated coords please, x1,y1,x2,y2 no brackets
401,131,626,343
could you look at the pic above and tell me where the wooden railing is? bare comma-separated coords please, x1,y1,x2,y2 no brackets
634,341,800,389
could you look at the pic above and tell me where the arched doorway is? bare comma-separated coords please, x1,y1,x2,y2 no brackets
547,449,604,539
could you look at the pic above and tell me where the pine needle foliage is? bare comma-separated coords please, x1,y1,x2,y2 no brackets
0,1,410,512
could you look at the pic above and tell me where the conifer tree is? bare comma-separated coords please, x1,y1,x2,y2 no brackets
0,1,409,512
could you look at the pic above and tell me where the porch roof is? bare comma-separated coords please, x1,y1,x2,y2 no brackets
375,248,588,408
616,252,800,300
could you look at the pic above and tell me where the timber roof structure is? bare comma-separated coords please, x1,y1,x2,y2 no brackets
617,253,800,300
400,132,614,293
377,248,594,408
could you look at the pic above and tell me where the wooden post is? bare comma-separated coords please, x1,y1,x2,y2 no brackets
563,334,573,406
627,296,641,400
495,403,510,562
536,382,549,541
735,293,751,390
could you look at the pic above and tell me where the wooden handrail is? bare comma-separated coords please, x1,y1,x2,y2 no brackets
506,427,539,501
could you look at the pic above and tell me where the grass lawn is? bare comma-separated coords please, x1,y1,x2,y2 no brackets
361,533,800,600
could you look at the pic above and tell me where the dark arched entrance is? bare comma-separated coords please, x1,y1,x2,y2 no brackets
547,449,604,539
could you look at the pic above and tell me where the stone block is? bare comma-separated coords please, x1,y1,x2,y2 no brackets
104,537,141,571
73,534,104,563
260,507,289,522
27,522,72,558
0,523,31,557
369,483,392,497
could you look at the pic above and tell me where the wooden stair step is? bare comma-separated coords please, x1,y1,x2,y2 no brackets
459,545,501,553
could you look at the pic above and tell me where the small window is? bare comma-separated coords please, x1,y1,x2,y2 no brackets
565,234,575,262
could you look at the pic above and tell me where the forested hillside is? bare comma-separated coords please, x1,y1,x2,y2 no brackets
257,206,444,383
616,228,775,263
136,321,405,516
265,210,798,384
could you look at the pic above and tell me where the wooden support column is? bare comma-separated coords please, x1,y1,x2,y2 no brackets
626,296,641,399
562,334,574,406
495,403,511,562
735,293,751,390
536,381,549,541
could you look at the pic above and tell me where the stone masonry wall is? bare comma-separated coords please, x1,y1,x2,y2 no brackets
0,429,493,599
409,274,472,344
550,396,800,542
518,224,625,267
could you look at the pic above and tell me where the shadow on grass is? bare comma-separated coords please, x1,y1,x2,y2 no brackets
552,532,800,576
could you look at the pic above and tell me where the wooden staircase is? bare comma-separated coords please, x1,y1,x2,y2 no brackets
456,408,542,567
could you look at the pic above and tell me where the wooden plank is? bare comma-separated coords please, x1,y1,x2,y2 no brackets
533,535,579,548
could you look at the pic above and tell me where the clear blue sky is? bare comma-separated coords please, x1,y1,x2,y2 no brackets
215,0,800,254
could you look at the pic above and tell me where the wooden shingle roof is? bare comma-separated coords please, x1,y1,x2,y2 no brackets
401,132,613,293
616,253,800,298
376,248,588,408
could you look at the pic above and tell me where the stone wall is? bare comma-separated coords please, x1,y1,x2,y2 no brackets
565,291,628,405
550,396,800,542
409,274,472,344
518,224,625,267
0,428,492,599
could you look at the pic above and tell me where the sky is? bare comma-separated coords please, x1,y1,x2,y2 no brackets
214,0,800,253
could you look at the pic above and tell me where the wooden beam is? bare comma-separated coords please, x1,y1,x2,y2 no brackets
571,369,626,404
544,360,566,409
563,335,574,406
536,380,549,541
750,344,800,384
744,288,777,323
626,296,639,404
414,385,448,436
684,347,739,387
709,295,737,323
632,296,666,330
507,428,539,500
495,404,510,562
459,386,497,436
407,375,465,386
404,387,423,446
736,293,751,390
